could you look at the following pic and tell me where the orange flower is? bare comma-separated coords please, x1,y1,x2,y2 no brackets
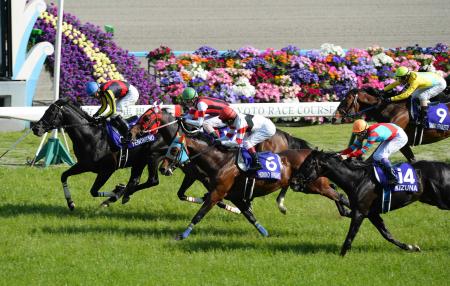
226,59,235,68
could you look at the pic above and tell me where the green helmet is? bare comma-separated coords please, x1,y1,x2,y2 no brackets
395,66,410,78
181,87,198,101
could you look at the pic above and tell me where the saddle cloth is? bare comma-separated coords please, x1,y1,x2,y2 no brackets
373,162,420,193
236,149,282,180
411,101,450,131
106,116,156,149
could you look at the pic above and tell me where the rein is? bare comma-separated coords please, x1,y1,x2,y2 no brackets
338,93,379,118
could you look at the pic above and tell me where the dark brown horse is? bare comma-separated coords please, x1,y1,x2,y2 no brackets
158,120,351,240
130,108,350,217
334,87,450,162
295,150,450,256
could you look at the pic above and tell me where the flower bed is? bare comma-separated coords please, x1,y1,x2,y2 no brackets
33,4,160,105
148,43,450,108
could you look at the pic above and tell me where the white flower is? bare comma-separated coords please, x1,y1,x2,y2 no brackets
185,63,208,80
231,77,256,98
371,53,394,67
320,43,345,57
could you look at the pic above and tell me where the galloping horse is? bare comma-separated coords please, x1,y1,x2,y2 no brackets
334,87,450,162
157,120,353,240
295,150,450,256
130,107,350,216
32,98,166,210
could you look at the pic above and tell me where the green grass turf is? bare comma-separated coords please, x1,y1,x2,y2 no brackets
0,124,448,285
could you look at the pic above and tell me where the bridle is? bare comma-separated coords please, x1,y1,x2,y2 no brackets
337,92,379,119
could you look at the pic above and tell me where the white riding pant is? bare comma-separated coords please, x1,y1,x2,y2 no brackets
202,116,227,134
116,85,139,115
411,77,447,103
372,129,408,161
243,120,276,149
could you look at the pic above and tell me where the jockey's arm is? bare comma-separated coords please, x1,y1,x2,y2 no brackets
389,82,419,102
383,81,400,92
184,101,207,127
93,95,108,117
341,139,362,155
102,90,116,118
347,131,379,157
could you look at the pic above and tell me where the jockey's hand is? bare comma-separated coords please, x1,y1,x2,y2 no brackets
213,139,222,146
93,116,104,124
382,96,392,103
340,154,349,160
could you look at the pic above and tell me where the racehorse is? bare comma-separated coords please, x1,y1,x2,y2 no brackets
31,98,165,210
130,107,350,216
157,119,353,240
294,150,450,256
333,87,450,162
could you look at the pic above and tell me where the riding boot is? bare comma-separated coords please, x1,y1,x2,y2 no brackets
418,105,429,127
112,115,131,146
380,158,398,186
249,152,262,171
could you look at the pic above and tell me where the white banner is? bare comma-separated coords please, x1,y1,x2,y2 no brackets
0,102,340,122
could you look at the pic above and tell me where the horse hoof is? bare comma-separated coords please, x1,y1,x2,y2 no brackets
174,234,184,241
255,223,269,237
122,196,130,205
278,205,287,215
68,202,75,211
100,202,109,208
407,244,421,252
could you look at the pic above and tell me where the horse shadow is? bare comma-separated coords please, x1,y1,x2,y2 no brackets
0,202,192,222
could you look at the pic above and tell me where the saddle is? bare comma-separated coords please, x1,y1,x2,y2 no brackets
106,116,156,150
373,162,420,213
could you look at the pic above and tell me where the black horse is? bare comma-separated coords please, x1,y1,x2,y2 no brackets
32,98,165,210
295,150,450,256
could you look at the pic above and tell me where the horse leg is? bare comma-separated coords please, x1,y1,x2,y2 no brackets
121,157,161,204
309,180,351,218
176,190,224,240
90,171,115,200
368,213,421,252
60,163,88,211
400,145,416,163
231,198,269,237
276,187,288,215
340,210,365,256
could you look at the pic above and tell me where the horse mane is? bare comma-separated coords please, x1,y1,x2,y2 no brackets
277,129,311,149
63,98,94,122
318,150,372,171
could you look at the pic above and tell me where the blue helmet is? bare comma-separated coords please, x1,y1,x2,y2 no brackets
85,81,99,96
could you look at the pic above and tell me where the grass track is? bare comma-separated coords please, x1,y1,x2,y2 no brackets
0,124,448,285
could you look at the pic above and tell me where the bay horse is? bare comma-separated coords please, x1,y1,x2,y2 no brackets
295,150,450,256
130,107,350,216
157,120,352,240
32,98,165,210
333,87,450,162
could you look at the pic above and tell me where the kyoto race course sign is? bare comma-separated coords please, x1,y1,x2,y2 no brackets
0,102,340,122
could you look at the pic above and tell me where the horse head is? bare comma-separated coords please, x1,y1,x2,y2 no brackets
333,88,383,123
159,133,191,176
32,98,94,136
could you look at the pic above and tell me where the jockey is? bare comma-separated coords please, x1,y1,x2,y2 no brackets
340,119,408,186
383,66,447,125
179,87,229,140
217,106,276,171
86,80,139,144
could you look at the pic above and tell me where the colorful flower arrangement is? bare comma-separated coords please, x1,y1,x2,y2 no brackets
33,4,160,105
148,43,449,109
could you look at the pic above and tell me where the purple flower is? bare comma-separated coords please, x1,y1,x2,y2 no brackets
194,46,219,58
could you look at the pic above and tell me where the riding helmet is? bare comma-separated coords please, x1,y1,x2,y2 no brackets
181,87,198,101
395,66,410,78
85,81,100,96
219,106,237,121
352,119,369,133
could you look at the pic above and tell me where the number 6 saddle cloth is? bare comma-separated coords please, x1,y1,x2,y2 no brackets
236,149,282,180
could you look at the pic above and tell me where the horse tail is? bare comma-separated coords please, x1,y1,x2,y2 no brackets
276,129,311,150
